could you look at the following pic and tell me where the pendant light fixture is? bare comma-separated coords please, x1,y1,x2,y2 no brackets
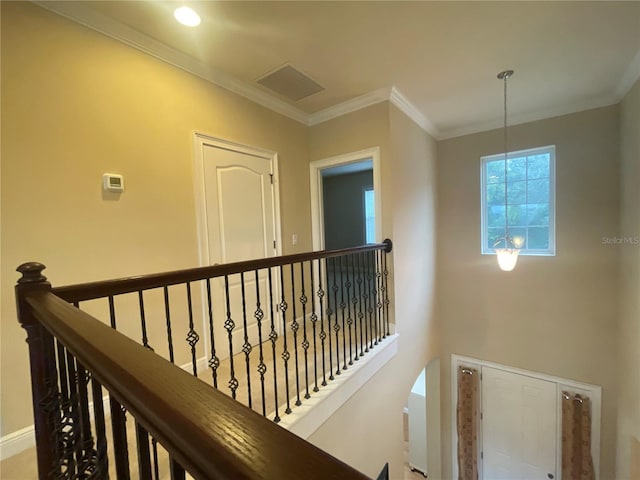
493,70,520,272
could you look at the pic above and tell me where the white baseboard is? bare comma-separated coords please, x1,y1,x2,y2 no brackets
0,425,35,461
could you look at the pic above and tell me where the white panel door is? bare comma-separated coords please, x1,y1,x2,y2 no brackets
482,367,557,480
203,144,276,358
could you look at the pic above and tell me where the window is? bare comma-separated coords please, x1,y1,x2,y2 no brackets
364,187,375,244
481,145,555,255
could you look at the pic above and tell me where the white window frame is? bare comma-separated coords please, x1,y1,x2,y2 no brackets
481,145,556,256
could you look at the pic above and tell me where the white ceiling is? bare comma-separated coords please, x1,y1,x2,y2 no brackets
38,1,640,139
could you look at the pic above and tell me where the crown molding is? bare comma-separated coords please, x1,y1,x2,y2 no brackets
438,92,620,140
33,1,309,125
616,49,640,100
307,86,392,126
389,87,439,138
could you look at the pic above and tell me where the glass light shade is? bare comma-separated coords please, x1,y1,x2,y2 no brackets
174,7,201,26
495,248,520,271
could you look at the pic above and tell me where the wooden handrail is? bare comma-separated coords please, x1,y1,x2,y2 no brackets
53,240,392,303
25,289,371,480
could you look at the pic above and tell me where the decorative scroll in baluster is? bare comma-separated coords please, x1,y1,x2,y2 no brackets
224,276,238,399
356,253,365,357
56,341,77,476
206,279,219,389
163,286,175,364
317,259,328,387
309,260,320,393
267,268,280,422
290,264,301,407
254,270,267,416
240,272,252,409
185,282,200,376
299,262,310,400
278,266,292,414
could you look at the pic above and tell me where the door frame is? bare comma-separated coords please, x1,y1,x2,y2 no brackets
451,354,602,480
192,132,283,265
192,132,283,357
309,147,381,251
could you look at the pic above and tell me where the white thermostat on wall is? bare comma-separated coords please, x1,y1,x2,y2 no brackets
103,173,124,192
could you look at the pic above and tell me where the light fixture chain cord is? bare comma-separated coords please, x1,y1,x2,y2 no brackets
503,73,509,244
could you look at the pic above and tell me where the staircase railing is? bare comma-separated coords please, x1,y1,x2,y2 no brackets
15,240,393,479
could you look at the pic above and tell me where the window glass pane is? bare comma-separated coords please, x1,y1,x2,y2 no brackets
487,183,505,205
507,157,526,181
527,179,549,203
528,227,550,249
527,203,549,226
507,180,526,204
507,204,526,227
527,154,550,180
486,160,504,184
364,189,375,244
487,205,506,228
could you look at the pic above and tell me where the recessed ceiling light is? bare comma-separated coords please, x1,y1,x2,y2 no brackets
174,6,201,27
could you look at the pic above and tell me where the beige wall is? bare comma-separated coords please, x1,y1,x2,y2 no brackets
617,77,640,479
307,104,439,479
0,2,311,436
437,106,620,479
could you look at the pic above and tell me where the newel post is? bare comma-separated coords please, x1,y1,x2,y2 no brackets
15,262,55,479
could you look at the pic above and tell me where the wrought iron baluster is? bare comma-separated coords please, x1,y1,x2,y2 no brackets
135,422,152,479
366,251,375,348
206,279,219,389
376,250,384,341
331,257,341,376
383,250,390,335
240,272,252,409
278,266,292,414
339,256,348,371
310,259,320,392
358,252,368,354
55,342,76,477
109,397,130,479
152,437,160,480
299,262,310,399
138,291,151,349
224,275,238,399
290,264,301,406
318,258,330,384
90,378,109,479
170,458,186,480
185,282,200,376
267,267,280,422
65,349,82,478
346,254,355,364
108,296,117,329
163,286,175,364
75,363,98,478
254,269,267,416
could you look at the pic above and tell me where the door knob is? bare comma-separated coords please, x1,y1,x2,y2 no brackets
547,474,554,479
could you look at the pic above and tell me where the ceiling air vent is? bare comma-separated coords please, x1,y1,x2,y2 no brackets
257,64,324,101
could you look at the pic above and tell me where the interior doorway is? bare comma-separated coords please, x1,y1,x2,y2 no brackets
309,147,381,251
